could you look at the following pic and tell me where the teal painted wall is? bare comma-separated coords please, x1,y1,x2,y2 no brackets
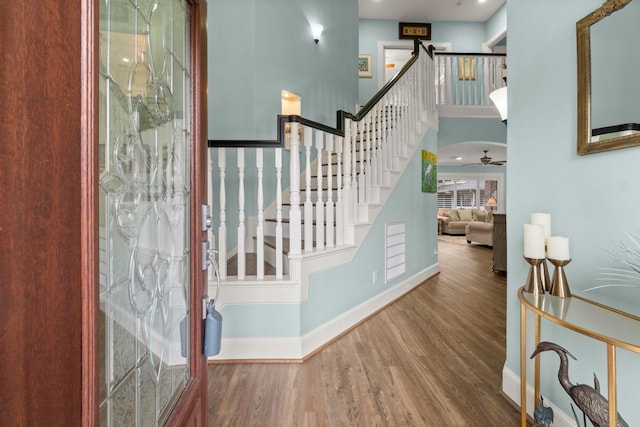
485,4,506,42
438,117,506,147
358,20,486,105
208,0,359,140
507,0,640,422
301,130,439,334
219,129,439,338
207,0,358,251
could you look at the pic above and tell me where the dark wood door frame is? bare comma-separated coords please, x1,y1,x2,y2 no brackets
0,0,208,424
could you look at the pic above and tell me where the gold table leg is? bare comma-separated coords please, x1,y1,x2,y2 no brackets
520,303,527,426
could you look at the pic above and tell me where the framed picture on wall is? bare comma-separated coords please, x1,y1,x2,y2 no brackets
421,150,437,193
358,53,372,78
458,57,476,80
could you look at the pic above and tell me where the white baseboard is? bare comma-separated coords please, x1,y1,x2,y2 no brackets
208,263,439,361
502,365,578,427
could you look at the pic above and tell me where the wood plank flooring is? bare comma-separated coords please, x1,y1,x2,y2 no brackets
207,237,521,426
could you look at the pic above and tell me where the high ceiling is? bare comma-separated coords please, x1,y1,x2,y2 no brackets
359,0,508,167
358,0,506,22
437,142,506,166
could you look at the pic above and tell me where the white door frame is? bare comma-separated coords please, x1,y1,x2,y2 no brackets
377,41,451,89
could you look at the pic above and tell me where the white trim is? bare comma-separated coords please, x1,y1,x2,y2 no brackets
502,365,579,427
208,263,439,360
483,26,507,53
377,41,451,89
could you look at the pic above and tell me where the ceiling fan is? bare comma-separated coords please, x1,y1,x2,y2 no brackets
463,150,506,166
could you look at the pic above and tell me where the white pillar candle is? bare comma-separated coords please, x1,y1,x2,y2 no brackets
547,236,570,260
524,223,546,259
531,213,551,242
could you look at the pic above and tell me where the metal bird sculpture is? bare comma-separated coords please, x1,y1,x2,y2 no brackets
530,341,629,427
534,396,554,427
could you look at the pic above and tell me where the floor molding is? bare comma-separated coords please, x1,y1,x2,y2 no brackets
208,263,439,361
502,365,577,427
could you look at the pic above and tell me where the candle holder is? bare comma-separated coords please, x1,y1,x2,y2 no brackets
523,257,545,295
539,259,552,293
549,258,572,298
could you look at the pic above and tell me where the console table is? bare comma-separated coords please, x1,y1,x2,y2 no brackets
518,287,640,427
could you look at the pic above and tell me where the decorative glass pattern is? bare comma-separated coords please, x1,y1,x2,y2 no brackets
98,0,191,425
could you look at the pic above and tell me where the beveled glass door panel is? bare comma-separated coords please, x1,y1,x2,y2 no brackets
98,0,191,425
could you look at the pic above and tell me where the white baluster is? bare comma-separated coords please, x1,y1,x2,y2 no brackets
372,107,380,188
351,120,359,223
256,148,264,279
325,134,334,248
289,123,302,256
335,135,344,246
217,147,227,279
237,147,245,280
275,148,283,279
358,120,366,205
375,106,384,187
342,121,353,240
314,130,325,250
303,127,314,252
365,115,373,204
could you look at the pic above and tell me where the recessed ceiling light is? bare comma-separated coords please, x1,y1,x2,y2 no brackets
455,156,463,161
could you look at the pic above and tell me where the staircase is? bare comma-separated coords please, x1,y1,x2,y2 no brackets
206,42,438,307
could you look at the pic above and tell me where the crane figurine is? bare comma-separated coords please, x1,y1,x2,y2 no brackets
530,341,629,427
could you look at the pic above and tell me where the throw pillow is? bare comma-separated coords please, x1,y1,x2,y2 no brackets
449,209,460,221
486,210,494,223
474,210,488,222
458,209,473,221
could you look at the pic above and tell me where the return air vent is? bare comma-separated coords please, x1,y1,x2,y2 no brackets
385,222,406,283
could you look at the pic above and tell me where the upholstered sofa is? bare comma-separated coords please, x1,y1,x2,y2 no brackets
465,220,493,246
439,208,493,236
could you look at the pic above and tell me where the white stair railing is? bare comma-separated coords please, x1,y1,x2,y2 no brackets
208,43,436,282
434,52,507,108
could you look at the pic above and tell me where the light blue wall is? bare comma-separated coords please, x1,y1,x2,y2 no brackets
438,117,506,147
485,4,506,42
358,20,486,104
208,0,359,140
302,130,439,333
207,0,358,251
508,0,640,422
220,129,439,337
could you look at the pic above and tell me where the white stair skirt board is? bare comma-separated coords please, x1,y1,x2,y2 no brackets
501,366,577,427
207,263,439,360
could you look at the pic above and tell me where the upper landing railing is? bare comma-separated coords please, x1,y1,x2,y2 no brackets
433,51,507,117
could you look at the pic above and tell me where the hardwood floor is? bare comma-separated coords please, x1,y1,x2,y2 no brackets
207,237,521,426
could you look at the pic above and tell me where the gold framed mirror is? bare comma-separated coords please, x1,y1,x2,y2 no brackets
577,0,640,155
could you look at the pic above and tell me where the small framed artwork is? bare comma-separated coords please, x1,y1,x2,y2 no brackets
398,22,431,40
421,150,437,193
458,57,476,80
358,53,372,78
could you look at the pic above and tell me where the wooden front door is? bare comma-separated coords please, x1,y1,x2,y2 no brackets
0,0,208,425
